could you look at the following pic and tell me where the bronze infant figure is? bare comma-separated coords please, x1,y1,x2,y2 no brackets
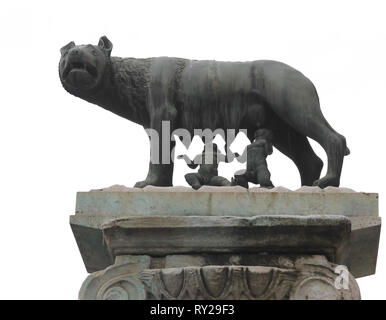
232,129,274,189
59,36,350,188
178,143,231,190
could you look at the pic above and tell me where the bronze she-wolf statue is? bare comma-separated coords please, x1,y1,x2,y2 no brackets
59,36,349,188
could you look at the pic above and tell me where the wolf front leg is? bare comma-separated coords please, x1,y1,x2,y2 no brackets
134,105,177,188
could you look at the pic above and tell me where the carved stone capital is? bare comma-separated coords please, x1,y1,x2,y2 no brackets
79,255,360,300
79,255,150,300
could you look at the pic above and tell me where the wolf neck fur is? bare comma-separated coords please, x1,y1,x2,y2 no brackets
70,57,151,127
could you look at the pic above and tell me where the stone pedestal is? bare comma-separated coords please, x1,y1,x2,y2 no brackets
70,186,380,300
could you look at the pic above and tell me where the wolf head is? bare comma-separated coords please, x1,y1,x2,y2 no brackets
59,36,113,93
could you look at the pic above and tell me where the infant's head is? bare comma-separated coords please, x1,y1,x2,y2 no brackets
254,129,273,142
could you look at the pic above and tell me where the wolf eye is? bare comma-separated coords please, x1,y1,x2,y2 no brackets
91,50,98,56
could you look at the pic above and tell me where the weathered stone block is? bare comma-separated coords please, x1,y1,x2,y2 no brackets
102,215,351,264
75,185,378,217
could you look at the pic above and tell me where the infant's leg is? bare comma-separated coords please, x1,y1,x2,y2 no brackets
245,170,258,185
210,176,232,187
232,173,249,188
256,164,274,188
185,173,203,190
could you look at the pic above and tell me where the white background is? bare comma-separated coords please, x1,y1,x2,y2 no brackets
0,0,384,299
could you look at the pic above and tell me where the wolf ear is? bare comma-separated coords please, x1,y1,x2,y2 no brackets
60,41,75,55
98,36,113,56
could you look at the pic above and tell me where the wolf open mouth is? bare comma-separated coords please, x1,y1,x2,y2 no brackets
62,60,98,80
